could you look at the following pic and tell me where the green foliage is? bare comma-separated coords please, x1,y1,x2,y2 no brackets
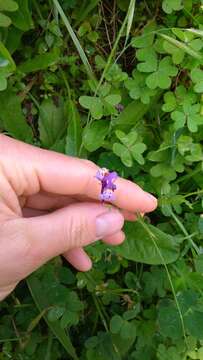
0,0,203,359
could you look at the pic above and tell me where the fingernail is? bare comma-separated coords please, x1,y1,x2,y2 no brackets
96,211,124,239
145,192,157,204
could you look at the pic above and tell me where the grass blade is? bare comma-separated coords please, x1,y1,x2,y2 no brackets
52,0,97,86
159,32,202,60
125,0,136,46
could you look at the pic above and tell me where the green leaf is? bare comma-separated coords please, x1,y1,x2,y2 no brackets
191,68,203,93
114,90,161,131
0,0,18,12
65,99,82,156
47,307,65,322
9,0,33,31
116,221,180,265
18,51,60,74
27,276,79,360
158,300,183,339
0,88,33,141
162,0,183,14
110,315,123,334
113,142,133,167
104,94,121,106
60,310,79,328
83,120,109,151
146,56,178,90
0,74,7,91
79,96,103,119
131,143,146,165
125,70,156,104
163,40,185,64
136,48,158,73
160,33,202,61
131,21,156,48
39,98,66,148
0,12,11,27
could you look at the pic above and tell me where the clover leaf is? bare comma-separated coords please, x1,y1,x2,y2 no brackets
113,130,147,167
125,70,156,104
162,0,183,14
162,85,197,113
131,21,156,48
191,68,203,93
79,93,121,119
177,135,203,162
163,40,185,64
136,47,158,73
171,102,202,132
146,56,178,89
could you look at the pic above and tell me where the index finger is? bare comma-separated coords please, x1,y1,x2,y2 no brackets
0,135,157,213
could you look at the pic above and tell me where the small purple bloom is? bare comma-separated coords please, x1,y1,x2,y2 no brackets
99,189,116,202
96,167,118,202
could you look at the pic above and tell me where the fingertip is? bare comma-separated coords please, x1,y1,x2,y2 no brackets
63,247,92,272
144,192,158,212
103,230,125,246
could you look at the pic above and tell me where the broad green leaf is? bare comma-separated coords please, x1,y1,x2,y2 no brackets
114,91,161,131
0,0,18,12
116,221,180,265
39,98,66,148
0,88,33,141
83,120,109,151
65,99,82,156
158,300,183,339
9,0,33,31
0,12,11,27
19,51,60,74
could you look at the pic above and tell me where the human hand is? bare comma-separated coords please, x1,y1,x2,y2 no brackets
0,135,157,301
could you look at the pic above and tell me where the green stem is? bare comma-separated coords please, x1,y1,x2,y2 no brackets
170,210,200,255
137,216,188,348
183,189,203,199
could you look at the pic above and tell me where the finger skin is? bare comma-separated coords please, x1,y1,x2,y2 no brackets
103,231,125,245
0,203,124,287
0,135,157,214
63,231,125,271
63,248,92,272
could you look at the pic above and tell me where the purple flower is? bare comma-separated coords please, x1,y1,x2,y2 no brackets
95,168,118,202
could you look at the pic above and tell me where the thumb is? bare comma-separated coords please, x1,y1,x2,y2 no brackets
20,203,124,273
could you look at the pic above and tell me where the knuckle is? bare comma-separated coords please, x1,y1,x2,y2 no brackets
64,214,92,249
